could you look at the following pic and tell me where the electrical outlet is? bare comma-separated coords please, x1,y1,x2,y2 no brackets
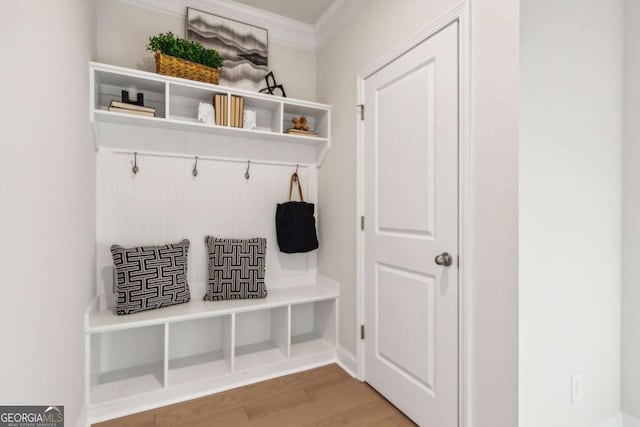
571,373,583,405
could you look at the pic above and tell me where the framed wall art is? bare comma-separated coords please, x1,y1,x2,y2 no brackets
186,8,268,91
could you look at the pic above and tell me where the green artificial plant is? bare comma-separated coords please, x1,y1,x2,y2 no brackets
147,32,224,69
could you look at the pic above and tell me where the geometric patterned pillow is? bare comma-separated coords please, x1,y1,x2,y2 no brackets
203,236,267,301
110,239,191,315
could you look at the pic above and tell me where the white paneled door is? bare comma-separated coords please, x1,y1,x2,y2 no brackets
363,22,459,426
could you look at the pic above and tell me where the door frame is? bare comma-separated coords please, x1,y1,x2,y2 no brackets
355,3,471,426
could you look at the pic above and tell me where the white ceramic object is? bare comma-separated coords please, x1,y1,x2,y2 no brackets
243,109,257,129
198,102,215,125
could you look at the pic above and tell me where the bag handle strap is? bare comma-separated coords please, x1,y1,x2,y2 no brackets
289,172,304,201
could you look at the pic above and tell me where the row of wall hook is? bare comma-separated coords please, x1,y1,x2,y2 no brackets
130,151,300,181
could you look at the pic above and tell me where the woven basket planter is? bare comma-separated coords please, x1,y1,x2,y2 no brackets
154,51,220,85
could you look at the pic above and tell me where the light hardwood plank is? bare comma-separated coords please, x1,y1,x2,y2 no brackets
244,388,313,420
156,406,249,427
93,410,155,427
92,364,415,427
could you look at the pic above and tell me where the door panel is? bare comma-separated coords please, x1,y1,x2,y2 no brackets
377,60,436,237
377,264,435,390
364,22,459,427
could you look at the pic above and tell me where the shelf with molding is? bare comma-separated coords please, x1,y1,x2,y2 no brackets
90,62,331,166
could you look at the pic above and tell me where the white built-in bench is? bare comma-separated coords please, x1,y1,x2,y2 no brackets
85,276,338,423
87,62,335,424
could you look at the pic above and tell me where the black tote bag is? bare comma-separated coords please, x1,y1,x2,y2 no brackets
275,172,319,253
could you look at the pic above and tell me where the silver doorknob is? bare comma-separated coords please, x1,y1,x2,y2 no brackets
435,252,453,267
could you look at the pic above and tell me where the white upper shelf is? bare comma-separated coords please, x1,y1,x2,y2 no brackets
89,62,331,166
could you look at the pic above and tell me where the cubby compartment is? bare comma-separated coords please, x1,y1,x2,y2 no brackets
94,69,166,118
167,82,282,133
168,316,232,386
283,104,330,138
291,300,336,359
90,325,165,404
168,83,226,125
85,283,339,417
234,307,289,371
242,96,282,133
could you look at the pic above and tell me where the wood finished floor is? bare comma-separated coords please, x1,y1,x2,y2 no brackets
93,364,416,427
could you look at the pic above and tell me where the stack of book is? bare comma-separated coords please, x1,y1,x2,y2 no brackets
213,93,228,126
213,94,245,127
230,95,244,128
108,100,156,117
284,128,318,137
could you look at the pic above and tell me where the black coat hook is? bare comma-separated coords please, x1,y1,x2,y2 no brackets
245,160,251,180
293,164,299,182
132,152,139,175
192,156,199,178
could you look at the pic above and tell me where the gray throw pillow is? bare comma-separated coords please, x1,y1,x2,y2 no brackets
110,239,191,315
204,236,267,301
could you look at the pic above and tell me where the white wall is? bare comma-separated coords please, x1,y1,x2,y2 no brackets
0,1,96,425
469,0,520,424
623,0,640,419
96,0,317,101
317,0,519,426
519,0,623,426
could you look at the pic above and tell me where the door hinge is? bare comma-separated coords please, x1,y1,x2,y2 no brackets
357,104,365,121
360,216,365,231
360,324,365,340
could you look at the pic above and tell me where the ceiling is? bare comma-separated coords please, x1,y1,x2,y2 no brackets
231,0,337,24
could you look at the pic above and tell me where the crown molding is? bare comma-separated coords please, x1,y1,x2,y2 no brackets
121,0,317,52
314,0,365,48
120,0,361,52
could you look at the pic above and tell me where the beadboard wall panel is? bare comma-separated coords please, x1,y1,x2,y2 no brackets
97,148,318,309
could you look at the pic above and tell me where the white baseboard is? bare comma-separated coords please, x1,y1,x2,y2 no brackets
76,404,89,427
624,413,640,427
603,413,624,427
601,413,640,427
336,344,357,378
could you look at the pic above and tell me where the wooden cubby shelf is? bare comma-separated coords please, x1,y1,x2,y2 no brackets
90,62,331,166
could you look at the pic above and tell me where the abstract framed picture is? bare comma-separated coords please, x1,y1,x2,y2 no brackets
186,8,268,91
